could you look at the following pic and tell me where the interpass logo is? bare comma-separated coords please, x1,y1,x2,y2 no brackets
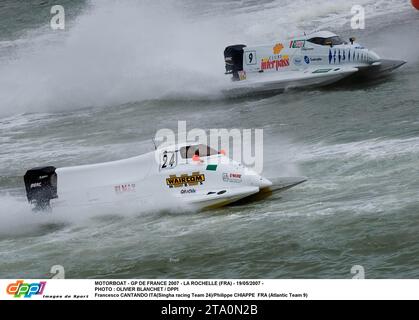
6,280,46,298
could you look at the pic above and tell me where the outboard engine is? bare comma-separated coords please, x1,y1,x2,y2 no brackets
224,44,246,80
24,166,58,210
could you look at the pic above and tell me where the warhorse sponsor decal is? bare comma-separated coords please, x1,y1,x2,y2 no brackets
166,172,205,188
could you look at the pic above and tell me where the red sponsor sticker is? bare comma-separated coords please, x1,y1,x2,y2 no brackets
114,183,136,194
261,56,290,71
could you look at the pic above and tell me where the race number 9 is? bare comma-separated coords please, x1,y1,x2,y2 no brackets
245,50,257,65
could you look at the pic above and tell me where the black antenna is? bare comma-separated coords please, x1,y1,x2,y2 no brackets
152,138,157,150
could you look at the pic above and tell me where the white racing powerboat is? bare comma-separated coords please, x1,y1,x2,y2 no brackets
24,143,306,211
223,31,406,95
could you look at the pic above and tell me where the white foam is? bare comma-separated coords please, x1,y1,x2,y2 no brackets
0,191,191,238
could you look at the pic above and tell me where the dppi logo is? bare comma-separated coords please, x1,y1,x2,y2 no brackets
6,280,46,298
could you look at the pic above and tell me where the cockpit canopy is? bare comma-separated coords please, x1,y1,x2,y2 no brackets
180,144,219,159
301,31,347,46
307,35,346,46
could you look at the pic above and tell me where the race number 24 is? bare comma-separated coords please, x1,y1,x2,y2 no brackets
161,151,177,170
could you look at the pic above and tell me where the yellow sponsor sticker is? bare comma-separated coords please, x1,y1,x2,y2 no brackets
166,172,205,188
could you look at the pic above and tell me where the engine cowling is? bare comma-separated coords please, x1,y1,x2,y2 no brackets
24,166,58,210
224,44,246,80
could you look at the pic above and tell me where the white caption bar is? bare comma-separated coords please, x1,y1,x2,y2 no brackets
1,279,419,300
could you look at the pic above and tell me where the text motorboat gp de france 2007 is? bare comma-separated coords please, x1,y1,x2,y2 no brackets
23,143,306,211
223,30,406,95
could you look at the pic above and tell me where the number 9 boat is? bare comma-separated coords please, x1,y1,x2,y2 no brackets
223,30,406,95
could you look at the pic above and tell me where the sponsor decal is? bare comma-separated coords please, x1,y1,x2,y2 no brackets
261,55,289,71
310,57,322,62
206,164,217,171
6,280,46,298
312,68,332,74
329,49,349,64
273,43,284,54
30,182,42,188
222,173,242,183
114,183,136,194
293,56,302,65
166,172,205,188
304,56,322,64
181,188,196,194
289,40,305,48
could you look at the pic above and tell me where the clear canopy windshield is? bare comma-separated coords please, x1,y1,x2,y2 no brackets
307,36,345,46
180,144,219,159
